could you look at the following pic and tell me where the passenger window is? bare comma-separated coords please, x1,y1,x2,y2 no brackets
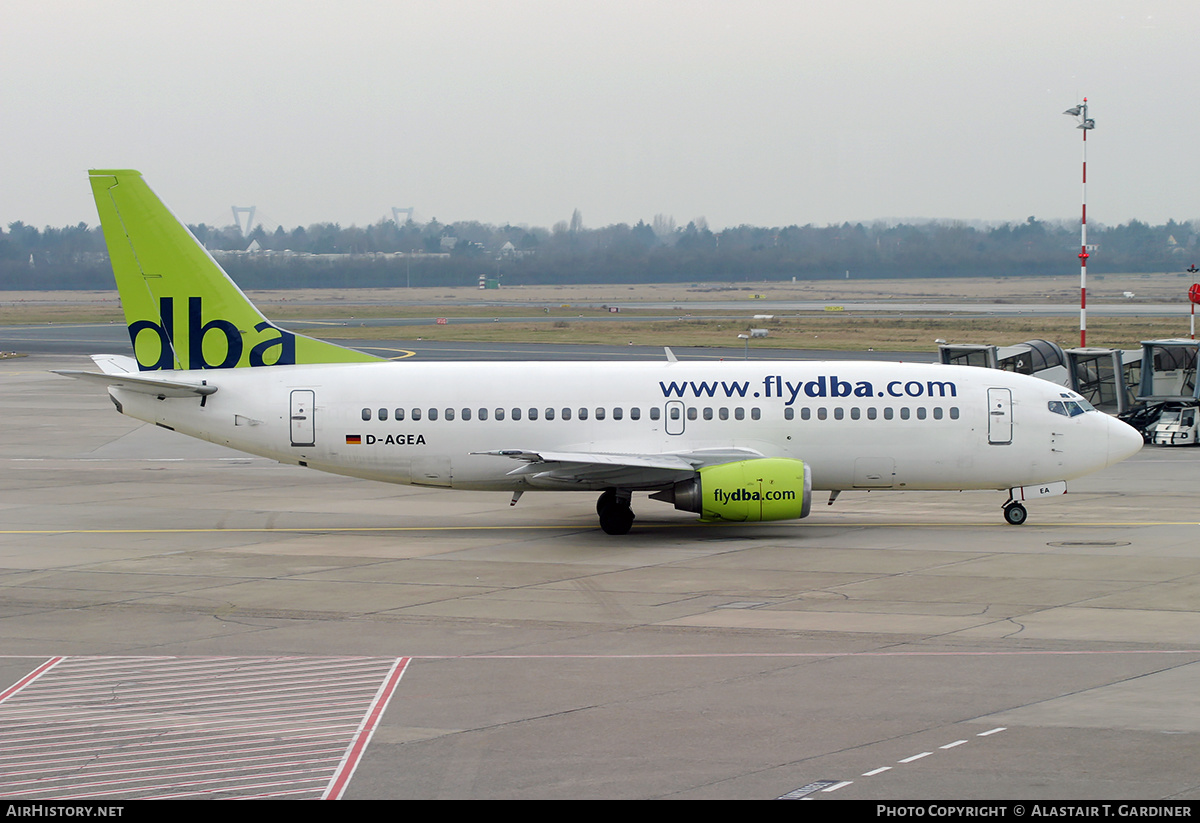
478,408,488,421
362,408,371,421
917,407,926,420
545,408,555,420
631,407,640,420
687,407,697,420
834,407,844,420
495,408,505,421
428,408,439,421
751,407,761,420
900,408,910,420
445,408,455,421
579,407,589,420
412,408,422,421
867,407,877,420
950,407,960,419
735,408,745,420
933,407,943,420
378,408,388,421
511,408,522,420
817,408,827,420
528,408,539,421
704,407,714,420
883,407,893,420
851,407,861,420
462,408,472,421
562,408,572,421
801,408,811,420
614,407,624,420
719,408,729,420
784,407,795,420
395,408,405,421
649,408,659,420
596,407,606,420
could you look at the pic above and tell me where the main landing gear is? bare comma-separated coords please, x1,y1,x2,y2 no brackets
1002,499,1028,526
597,488,635,535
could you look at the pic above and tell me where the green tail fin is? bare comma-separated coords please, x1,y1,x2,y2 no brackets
88,169,381,371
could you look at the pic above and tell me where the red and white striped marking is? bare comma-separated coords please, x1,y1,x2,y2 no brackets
0,656,408,799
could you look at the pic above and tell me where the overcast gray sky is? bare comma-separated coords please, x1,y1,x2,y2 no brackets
4,1,1197,232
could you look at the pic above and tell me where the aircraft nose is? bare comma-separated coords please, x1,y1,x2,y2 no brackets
1106,415,1143,467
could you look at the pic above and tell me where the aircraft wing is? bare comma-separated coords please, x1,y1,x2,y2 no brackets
474,447,764,489
53,354,217,398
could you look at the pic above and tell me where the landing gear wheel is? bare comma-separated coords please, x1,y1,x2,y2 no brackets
1003,501,1028,526
597,490,634,535
597,489,616,516
599,505,635,535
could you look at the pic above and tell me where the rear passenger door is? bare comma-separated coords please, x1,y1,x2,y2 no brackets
290,390,315,447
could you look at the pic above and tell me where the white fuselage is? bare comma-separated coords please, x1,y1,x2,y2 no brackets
108,359,1141,495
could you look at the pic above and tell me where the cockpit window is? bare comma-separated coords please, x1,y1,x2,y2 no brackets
1049,399,1089,417
1067,395,1095,413
1049,392,1095,417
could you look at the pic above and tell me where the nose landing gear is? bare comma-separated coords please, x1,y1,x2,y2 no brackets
1002,500,1028,526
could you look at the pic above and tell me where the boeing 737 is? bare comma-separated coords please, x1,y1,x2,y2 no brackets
56,170,1143,534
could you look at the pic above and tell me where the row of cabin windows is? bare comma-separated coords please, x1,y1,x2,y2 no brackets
784,406,960,421
363,406,651,422
361,405,960,422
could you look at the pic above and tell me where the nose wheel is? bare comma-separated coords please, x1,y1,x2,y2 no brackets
597,489,635,535
1002,500,1028,526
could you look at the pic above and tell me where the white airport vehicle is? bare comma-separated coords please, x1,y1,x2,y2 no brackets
57,171,1144,533
1122,340,1199,447
1148,402,1199,446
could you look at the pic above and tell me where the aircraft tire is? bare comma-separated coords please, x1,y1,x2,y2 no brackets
597,489,616,516
598,498,635,535
1003,502,1028,526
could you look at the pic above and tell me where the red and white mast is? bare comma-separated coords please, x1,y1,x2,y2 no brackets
1064,100,1095,347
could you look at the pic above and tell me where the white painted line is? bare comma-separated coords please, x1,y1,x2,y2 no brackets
940,740,968,749
324,657,411,800
0,657,63,704
898,752,932,763
978,727,1006,737
822,781,853,792
863,766,892,776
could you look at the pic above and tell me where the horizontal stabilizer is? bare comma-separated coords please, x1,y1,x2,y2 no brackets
52,368,216,398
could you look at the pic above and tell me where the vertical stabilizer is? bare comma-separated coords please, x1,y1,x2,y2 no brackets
88,169,381,370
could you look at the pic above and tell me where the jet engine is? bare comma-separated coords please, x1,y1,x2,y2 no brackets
650,458,812,522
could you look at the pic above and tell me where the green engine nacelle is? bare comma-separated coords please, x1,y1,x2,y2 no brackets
650,458,813,522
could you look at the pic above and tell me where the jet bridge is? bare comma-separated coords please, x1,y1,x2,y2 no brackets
1064,347,1142,415
937,339,1069,387
1127,339,1200,445
1136,339,1199,402
939,337,1199,445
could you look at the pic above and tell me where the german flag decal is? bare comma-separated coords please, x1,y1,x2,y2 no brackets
346,434,362,444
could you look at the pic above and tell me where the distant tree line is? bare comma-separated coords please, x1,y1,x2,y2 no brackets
2,214,1198,291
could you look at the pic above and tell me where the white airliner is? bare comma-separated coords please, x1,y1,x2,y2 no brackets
57,170,1143,534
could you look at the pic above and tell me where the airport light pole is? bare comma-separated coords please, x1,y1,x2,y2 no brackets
1064,100,1095,347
